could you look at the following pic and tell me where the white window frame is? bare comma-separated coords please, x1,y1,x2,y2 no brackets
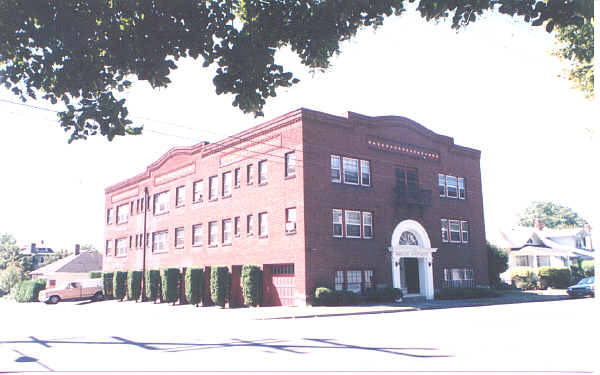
222,171,232,197
362,212,373,239
193,180,203,202
446,175,458,198
106,208,114,225
247,164,254,184
346,270,362,294
345,210,362,238
116,204,129,224
461,221,469,243
286,207,297,233
152,231,168,253
192,224,202,246
234,168,241,188
234,216,241,236
116,238,127,256
342,157,359,185
222,219,232,244
438,173,446,197
449,220,461,243
285,152,296,177
360,160,371,186
153,191,170,215
334,271,344,291
441,219,449,243
458,177,466,199
332,209,343,237
174,227,185,248
209,176,218,200
331,155,341,183
258,212,268,236
258,160,267,184
208,221,218,246
247,214,254,235
175,185,185,207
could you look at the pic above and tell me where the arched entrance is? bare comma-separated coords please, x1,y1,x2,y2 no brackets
389,220,437,300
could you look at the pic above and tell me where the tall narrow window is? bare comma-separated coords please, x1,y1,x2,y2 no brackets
441,219,449,242
333,209,343,237
396,168,418,201
360,160,371,186
193,180,203,202
116,238,128,256
345,211,361,238
362,212,373,239
247,214,254,235
105,240,112,256
222,171,232,197
346,270,362,294
449,220,461,242
130,201,135,215
234,216,241,237
222,219,232,244
438,174,446,197
446,176,458,198
174,227,184,248
106,208,114,224
176,186,185,207
258,160,267,184
364,270,374,289
209,176,218,200
208,221,218,245
258,212,268,236
343,157,359,184
285,152,296,177
334,271,344,291
192,224,203,246
247,164,254,184
153,191,170,215
286,208,297,233
461,221,469,243
234,168,241,188
458,178,466,199
331,155,341,183
116,204,129,224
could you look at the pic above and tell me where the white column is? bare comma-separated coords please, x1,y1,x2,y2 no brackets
391,252,401,289
425,254,435,300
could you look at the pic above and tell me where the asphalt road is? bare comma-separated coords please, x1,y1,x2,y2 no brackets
1,297,597,373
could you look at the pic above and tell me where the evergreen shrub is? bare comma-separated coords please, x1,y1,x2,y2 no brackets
127,270,143,301
241,265,262,306
14,280,46,303
145,269,161,302
210,266,229,307
102,272,114,298
113,271,127,300
88,271,102,279
185,267,204,306
365,287,403,303
161,268,180,304
581,260,594,277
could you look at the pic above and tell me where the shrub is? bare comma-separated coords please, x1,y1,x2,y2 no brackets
241,265,262,306
510,267,536,290
365,287,403,303
127,270,143,301
101,272,114,298
548,267,571,289
313,287,337,306
487,242,509,288
537,266,552,290
435,287,499,300
145,269,161,302
0,265,24,294
88,271,102,279
185,267,204,306
161,268,180,304
581,260,594,277
14,280,46,303
113,271,127,301
210,266,230,307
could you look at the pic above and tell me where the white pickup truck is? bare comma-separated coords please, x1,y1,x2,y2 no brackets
39,279,104,304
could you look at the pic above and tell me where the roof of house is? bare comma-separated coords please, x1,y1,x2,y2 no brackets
29,251,102,275
20,247,55,255
498,226,594,259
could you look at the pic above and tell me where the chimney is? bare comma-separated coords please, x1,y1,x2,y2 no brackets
75,244,80,255
533,218,543,231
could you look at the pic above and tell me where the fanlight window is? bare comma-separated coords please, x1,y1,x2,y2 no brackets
399,231,418,246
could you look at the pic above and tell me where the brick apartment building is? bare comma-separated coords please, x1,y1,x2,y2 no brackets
103,108,488,306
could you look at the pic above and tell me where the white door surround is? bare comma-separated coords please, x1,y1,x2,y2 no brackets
389,219,437,300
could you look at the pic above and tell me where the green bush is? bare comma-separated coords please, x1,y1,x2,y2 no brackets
185,267,204,306
510,267,536,290
210,266,229,307
161,268,180,304
435,287,499,300
487,242,509,288
537,266,552,290
113,271,127,300
365,287,403,303
581,260,594,277
127,270,142,301
145,269,161,302
88,271,102,279
548,267,571,289
313,287,337,306
241,265,262,306
101,272,114,298
14,280,46,303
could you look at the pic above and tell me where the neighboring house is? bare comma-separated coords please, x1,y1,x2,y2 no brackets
499,220,594,279
103,108,488,305
20,243,55,270
30,249,103,288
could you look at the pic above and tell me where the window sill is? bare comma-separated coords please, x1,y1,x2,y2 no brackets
247,233,254,237
208,198,218,202
222,195,232,199
208,244,218,248
259,235,268,239
247,182,254,186
285,231,297,236
258,182,268,186
192,244,203,248
154,211,170,217
234,185,240,189
193,199,203,204
175,204,185,208
222,243,232,247
115,254,127,258
175,246,184,250
116,221,128,225
285,175,296,180
152,250,168,254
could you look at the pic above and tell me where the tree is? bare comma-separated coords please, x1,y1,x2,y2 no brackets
487,242,508,288
552,21,594,98
0,0,592,142
0,265,24,294
518,201,586,229
0,234,22,271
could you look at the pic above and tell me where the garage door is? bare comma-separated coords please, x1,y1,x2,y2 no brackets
267,264,295,306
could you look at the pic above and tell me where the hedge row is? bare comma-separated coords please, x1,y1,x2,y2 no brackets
185,267,203,306
113,271,127,301
435,287,499,300
241,265,262,306
581,260,594,277
89,271,102,279
14,280,46,303
510,266,573,290
312,286,403,306
210,266,229,307
127,271,143,301
162,268,180,304
145,269,161,302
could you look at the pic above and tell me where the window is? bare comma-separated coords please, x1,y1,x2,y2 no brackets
258,212,268,236
234,168,241,188
153,191,170,215
332,209,343,237
449,220,461,242
272,264,294,275
515,256,532,267
346,270,362,294
174,227,184,248
247,214,254,235
345,211,361,238
130,201,135,215
537,255,550,267
396,168,418,201
441,219,449,242
439,174,466,199
193,180,203,202
222,219,232,244
129,235,132,249
176,186,185,207
446,176,458,198
140,197,145,212
360,160,370,186
152,231,168,253
285,152,296,177
116,238,128,256
209,176,218,200
247,164,254,184
461,221,469,243
106,208,114,224
286,208,297,233
234,217,241,237
364,270,374,289
105,240,112,256
208,221,218,246
258,160,267,184
116,204,129,224
192,224,203,246
458,178,466,199
342,157,359,184
331,155,341,182
438,174,446,197
335,271,344,291
222,171,232,197
444,267,474,288
362,212,373,238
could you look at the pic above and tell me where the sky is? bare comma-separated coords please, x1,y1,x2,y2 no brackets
0,7,597,251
